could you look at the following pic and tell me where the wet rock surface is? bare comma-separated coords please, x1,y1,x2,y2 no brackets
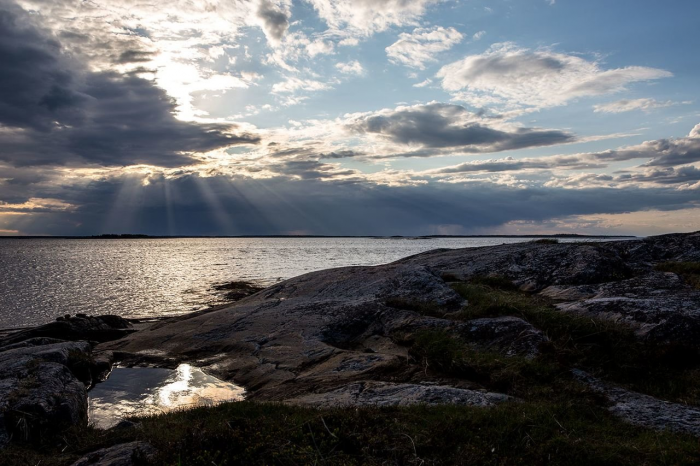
573,370,700,436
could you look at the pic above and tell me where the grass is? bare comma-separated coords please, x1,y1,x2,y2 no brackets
2,400,699,466
655,261,700,289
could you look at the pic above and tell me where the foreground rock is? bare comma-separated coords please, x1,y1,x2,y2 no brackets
69,441,156,466
574,370,700,436
549,271,700,344
286,381,510,408
99,232,700,407
1,315,134,347
0,315,130,447
101,263,542,403
0,341,91,445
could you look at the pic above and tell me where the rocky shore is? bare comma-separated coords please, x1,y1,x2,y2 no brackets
2,232,700,464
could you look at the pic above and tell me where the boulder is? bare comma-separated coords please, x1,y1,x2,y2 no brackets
573,370,700,436
547,272,700,344
286,381,511,408
0,315,134,347
69,441,156,466
0,341,90,445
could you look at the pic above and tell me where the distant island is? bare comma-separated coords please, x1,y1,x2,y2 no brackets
1,233,637,239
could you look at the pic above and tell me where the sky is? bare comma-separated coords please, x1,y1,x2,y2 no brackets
0,0,699,236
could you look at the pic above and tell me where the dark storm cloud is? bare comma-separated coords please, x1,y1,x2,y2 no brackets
0,2,85,131
0,2,259,168
4,172,699,237
257,0,290,42
117,50,156,63
347,103,574,153
432,155,606,174
572,124,700,168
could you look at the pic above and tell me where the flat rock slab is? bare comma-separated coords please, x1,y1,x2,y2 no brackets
100,263,542,401
573,370,700,436
99,232,700,403
69,441,156,466
544,272,700,343
286,381,510,408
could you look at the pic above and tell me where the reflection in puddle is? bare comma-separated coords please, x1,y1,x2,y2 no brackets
88,364,245,429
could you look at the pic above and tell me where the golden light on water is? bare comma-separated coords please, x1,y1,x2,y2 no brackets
88,364,246,429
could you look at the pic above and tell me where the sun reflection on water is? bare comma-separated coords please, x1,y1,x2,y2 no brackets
88,364,245,429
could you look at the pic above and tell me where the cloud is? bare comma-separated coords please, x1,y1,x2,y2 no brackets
428,123,700,179
0,2,259,167
256,0,291,44
386,26,463,69
593,98,686,113
271,77,332,93
345,103,575,153
545,166,700,190
335,60,364,75
577,124,700,168
4,169,700,236
437,43,672,111
305,0,442,38
428,155,606,175
472,31,486,41
413,78,433,88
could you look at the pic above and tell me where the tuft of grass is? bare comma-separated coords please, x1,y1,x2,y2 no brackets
468,274,519,290
656,261,700,289
409,329,562,398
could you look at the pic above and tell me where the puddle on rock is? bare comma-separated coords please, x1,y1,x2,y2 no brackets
88,364,245,429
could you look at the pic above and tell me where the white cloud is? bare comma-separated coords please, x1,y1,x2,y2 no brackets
272,77,331,94
335,60,365,75
386,26,463,69
413,78,433,88
437,43,672,111
593,98,686,113
305,0,442,38
265,30,336,71
472,30,486,41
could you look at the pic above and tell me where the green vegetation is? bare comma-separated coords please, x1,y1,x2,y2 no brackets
2,399,699,466
656,261,700,289
449,279,700,405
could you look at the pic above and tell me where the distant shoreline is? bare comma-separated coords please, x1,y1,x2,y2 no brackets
0,234,638,239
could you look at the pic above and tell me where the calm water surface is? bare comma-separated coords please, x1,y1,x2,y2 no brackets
0,237,628,328
88,364,245,429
